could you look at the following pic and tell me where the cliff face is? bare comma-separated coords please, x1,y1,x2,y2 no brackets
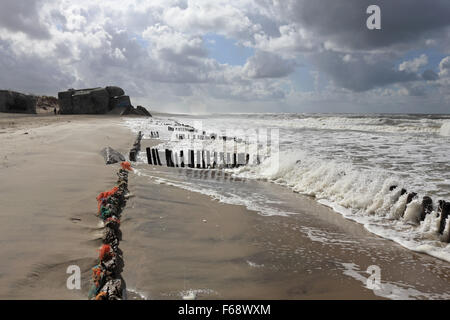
58,86,132,114
0,90,37,114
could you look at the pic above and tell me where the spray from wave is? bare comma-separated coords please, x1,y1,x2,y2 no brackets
440,121,450,136
123,114,450,263
235,150,450,262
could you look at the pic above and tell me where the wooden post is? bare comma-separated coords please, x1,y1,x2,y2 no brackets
196,150,201,169
202,150,206,169
151,149,157,165
438,201,449,235
407,192,417,204
219,152,224,168
169,150,175,167
165,149,175,167
146,147,152,165
174,152,179,167
187,150,192,168
156,149,162,166
206,151,211,168
421,196,433,221
212,152,217,169
165,149,170,167
180,150,185,168
129,149,137,162
190,150,195,168
237,153,245,167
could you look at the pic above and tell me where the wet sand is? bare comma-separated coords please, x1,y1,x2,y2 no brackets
121,156,450,300
121,174,379,299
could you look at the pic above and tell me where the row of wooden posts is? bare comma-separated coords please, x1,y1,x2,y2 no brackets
145,148,251,169
128,132,449,242
389,186,450,238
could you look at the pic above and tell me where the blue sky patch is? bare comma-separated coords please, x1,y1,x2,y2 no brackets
203,33,254,66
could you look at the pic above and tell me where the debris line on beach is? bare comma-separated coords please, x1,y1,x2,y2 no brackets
88,134,141,300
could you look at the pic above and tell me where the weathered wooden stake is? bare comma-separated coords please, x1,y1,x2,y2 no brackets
421,196,433,221
438,201,449,235
165,149,170,167
237,153,245,167
206,151,211,168
180,150,185,168
146,147,152,165
189,150,194,168
129,149,137,162
150,149,156,164
169,150,175,167
174,152,179,167
156,149,162,166
212,152,217,168
202,150,206,169
196,150,201,169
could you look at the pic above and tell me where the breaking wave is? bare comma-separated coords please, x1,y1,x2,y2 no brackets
123,113,450,263
234,150,450,262
440,121,450,136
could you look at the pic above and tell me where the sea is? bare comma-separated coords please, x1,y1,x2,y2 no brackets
123,113,450,265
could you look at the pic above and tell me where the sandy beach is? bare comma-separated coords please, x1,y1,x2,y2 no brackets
1,114,449,300
0,114,133,299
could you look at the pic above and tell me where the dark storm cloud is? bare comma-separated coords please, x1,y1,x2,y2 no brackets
250,0,450,94
0,0,51,39
311,51,418,92
282,0,450,50
422,69,439,81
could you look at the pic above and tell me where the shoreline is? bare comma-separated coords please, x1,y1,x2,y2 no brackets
1,114,449,300
122,168,385,299
125,153,450,300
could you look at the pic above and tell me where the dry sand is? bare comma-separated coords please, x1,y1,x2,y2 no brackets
0,114,133,299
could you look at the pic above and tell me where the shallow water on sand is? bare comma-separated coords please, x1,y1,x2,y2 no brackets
120,165,450,300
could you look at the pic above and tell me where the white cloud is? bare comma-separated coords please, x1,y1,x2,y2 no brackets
0,0,449,113
398,54,428,73
439,56,450,77
253,24,315,58
162,0,259,39
143,24,206,62
243,51,296,78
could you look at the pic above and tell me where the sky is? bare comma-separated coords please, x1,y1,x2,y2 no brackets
0,0,450,114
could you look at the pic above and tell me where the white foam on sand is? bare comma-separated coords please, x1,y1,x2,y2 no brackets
341,263,450,300
127,288,149,300
236,150,450,263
